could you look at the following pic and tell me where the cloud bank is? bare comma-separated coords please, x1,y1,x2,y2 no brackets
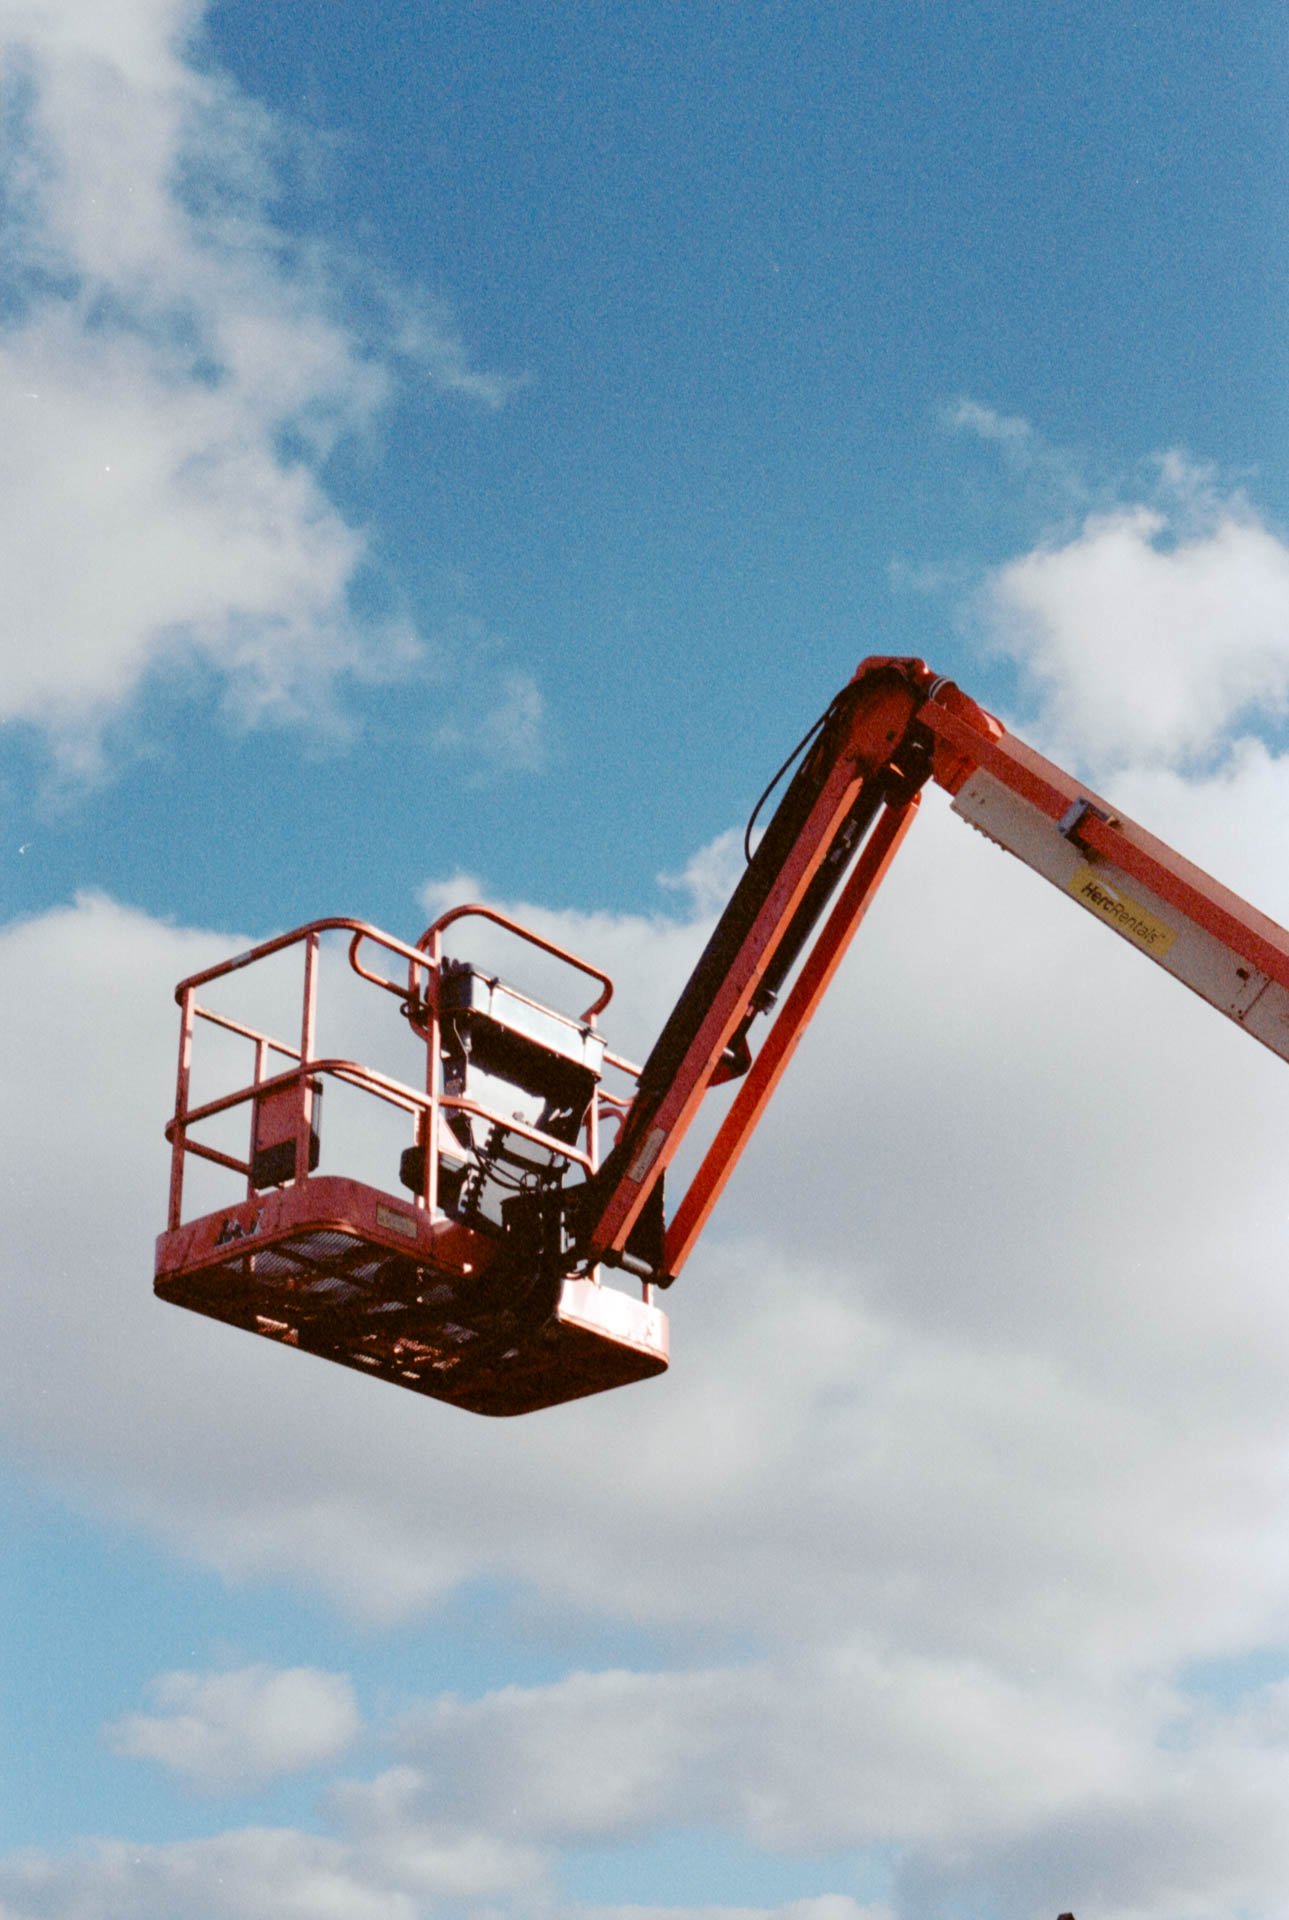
5,18,1289,1875
7,441,1289,1909
105,1664,360,1792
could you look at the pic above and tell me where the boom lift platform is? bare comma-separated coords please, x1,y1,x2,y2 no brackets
156,656,1289,1414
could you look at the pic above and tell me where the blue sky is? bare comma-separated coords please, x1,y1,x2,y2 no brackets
5,4,1289,1917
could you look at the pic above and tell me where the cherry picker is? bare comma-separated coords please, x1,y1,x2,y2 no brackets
155,657,1289,1414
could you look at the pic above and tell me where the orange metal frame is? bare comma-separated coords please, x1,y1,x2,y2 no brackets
156,914,667,1416
662,792,921,1277
579,666,930,1270
158,654,1289,1413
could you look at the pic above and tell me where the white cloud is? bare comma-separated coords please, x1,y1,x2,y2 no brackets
388,290,528,412
576,1908,887,1920
938,415,1289,781
659,828,746,918
943,397,1032,446
353,1657,1289,1917
897,1746,1289,1920
0,0,517,765
939,397,1094,518
326,1768,550,1901
105,1664,360,1793
0,1827,416,1920
0,1813,878,1920
985,500,1289,775
375,1652,1136,1851
944,435,1289,780
432,666,549,775
0,313,393,751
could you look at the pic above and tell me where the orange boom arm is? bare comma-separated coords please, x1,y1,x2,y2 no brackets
575,656,1289,1289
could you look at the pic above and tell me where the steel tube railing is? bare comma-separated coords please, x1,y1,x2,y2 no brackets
420,903,615,1021
166,913,639,1237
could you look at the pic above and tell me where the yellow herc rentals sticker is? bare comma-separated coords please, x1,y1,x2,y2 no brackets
1066,864,1178,957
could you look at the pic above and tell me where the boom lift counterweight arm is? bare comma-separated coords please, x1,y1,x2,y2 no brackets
155,657,1289,1415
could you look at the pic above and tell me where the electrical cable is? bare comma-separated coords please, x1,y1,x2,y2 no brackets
742,690,849,863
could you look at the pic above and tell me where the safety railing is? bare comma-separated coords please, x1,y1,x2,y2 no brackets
165,914,642,1234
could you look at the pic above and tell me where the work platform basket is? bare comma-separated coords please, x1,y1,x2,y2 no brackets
155,908,668,1416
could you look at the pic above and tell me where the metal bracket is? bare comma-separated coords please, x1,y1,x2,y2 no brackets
1057,797,1114,846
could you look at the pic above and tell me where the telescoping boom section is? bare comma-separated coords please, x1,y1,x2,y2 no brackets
156,657,1289,1415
